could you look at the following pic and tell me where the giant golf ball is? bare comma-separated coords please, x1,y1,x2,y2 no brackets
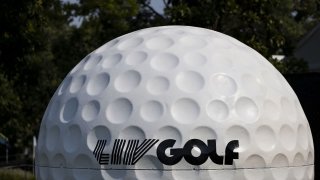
36,26,314,180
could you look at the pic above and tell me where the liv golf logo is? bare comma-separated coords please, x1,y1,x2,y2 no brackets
93,139,159,165
93,139,239,166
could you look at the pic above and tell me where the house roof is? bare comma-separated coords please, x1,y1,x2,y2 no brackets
296,23,320,50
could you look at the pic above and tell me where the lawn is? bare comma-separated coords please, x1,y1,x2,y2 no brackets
0,168,35,180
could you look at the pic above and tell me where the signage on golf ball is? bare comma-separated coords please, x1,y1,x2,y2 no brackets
156,139,239,166
93,139,159,165
93,139,239,166
36,26,314,180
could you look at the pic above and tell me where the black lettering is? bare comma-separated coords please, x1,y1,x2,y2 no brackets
157,139,183,165
207,139,224,165
183,139,209,165
93,138,239,166
224,140,239,165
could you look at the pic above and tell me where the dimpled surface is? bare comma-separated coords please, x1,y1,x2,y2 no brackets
36,26,314,180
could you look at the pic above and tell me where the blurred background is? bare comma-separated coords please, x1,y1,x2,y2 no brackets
0,0,319,179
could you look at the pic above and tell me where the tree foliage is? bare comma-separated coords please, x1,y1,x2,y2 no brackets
0,0,60,153
165,0,320,58
0,0,319,157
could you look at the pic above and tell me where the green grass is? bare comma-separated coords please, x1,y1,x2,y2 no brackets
0,168,35,180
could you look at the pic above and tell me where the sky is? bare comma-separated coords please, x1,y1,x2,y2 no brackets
150,0,165,14
64,0,164,13
65,0,165,26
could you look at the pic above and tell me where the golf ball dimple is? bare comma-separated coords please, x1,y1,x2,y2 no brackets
36,26,314,180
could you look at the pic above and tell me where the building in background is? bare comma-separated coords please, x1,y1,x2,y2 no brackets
284,23,320,178
294,23,320,72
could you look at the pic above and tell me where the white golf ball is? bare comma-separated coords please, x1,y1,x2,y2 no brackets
36,26,314,180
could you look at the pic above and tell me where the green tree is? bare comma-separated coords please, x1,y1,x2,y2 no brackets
0,72,22,151
164,0,320,72
57,0,167,76
0,0,61,155
270,57,309,74
55,0,140,75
